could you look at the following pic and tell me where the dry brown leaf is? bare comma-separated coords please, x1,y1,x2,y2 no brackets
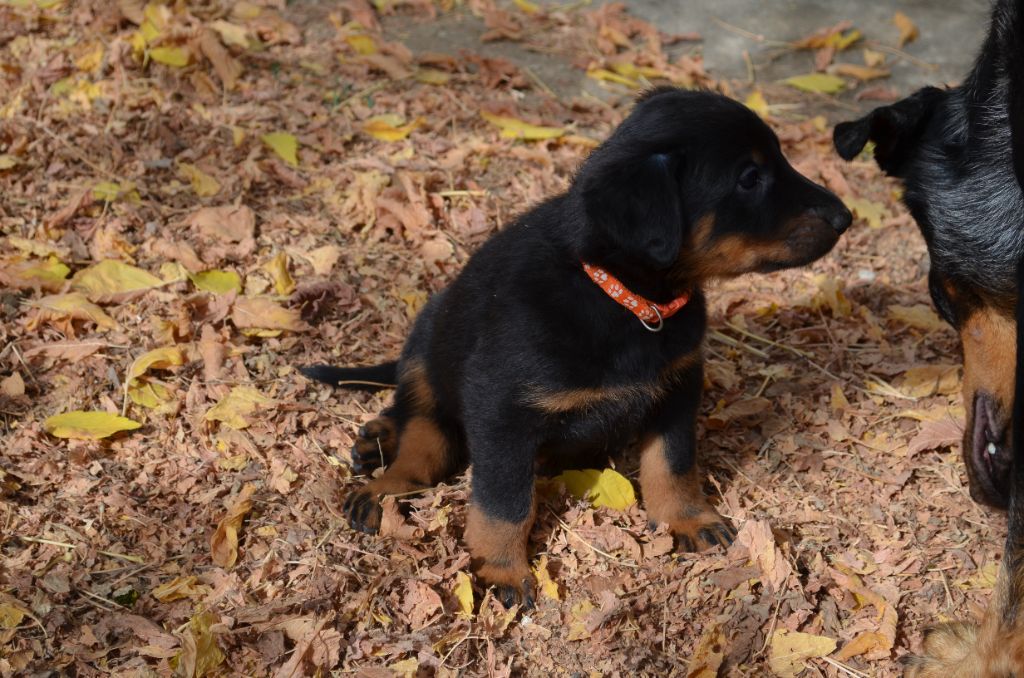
210,483,255,568
231,296,310,333
768,630,836,677
707,397,772,430
893,11,919,47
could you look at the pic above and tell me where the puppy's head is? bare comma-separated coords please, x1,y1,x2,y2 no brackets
575,87,851,288
835,87,1018,508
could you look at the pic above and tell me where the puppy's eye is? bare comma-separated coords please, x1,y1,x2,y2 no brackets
737,165,760,191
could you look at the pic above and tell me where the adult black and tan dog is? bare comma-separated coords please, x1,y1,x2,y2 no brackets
905,262,1024,675
306,87,851,606
835,0,1024,671
834,0,1024,511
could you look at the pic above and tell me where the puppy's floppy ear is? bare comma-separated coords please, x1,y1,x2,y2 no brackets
833,86,945,176
581,151,684,270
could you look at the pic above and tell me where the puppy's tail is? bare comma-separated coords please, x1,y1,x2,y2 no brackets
299,361,398,391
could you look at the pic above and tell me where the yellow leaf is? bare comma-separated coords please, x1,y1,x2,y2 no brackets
363,115,424,142
231,296,309,333
151,576,212,603
260,131,299,166
72,260,163,300
210,484,255,567
346,34,377,55
844,196,886,229
173,611,225,676
205,386,275,430
567,599,595,641
177,163,221,197
533,555,560,601
128,380,174,410
44,411,142,440
480,111,564,141
149,45,191,67
863,48,886,68
0,255,70,291
830,63,890,82
189,269,242,294
586,67,640,89
389,659,419,678
32,292,118,330
783,73,846,94
7,236,66,258
0,154,19,169
453,571,474,617
231,125,245,147
399,289,427,318
554,468,636,510
887,304,947,332
834,631,890,661
898,365,960,398
812,274,853,317
0,602,26,629
687,622,725,678
263,252,295,295
128,346,185,383
893,11,919,47
415,68,450,85
513,0,540,13
958,561,1000,591
828,29,862,51
209,19,251,48
92,181,121,202
830,382,850,412
745,89,769,118
768,629,836,677
75,43,104,73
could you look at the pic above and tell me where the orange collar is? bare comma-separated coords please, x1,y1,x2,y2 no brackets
582,263,690,331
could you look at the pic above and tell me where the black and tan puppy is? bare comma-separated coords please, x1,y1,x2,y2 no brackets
306,87,851,606
834,0,1024,511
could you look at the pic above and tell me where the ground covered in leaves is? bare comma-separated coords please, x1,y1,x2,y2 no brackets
0,1,1005,676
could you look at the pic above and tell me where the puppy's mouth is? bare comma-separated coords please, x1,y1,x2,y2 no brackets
966,391,1011,508
757,221,840,272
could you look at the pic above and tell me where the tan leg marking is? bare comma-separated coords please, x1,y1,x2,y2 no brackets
465,502,537,607
638,435,734,551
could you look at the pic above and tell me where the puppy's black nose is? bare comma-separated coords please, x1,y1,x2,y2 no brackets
814,205,852,234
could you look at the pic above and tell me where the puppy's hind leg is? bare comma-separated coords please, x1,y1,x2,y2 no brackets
349,407,398,474
343,362,461,534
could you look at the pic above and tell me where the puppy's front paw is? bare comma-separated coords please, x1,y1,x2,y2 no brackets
477,562,536,609
652,507,735,552
342,488,383,534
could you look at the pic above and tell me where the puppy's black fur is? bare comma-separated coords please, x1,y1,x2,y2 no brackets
835,0,1024,510
307,88,850,606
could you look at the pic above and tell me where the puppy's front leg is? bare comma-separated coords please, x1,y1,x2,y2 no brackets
641,362,735,551
463,411,538,609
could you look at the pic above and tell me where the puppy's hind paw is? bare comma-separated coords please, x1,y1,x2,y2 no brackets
342,488,383,534
350,416,397,474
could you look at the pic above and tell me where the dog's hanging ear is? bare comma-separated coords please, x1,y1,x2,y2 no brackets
580,151,684,270
833,86,946,176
